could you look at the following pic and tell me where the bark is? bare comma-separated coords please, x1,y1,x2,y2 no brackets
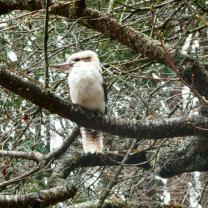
0,68,208,140
60,143,208,179
0,150,44,162
158,137,208,178
1,0,208,101
0,0,45,13
60,142,208,179
61,151,149,178
67,198,138,208
0,0,208,181
0,185,77,208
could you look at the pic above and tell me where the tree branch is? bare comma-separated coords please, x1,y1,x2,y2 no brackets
1,68,208,140
0,126,79,188
0,0,46,14
0,150,44,162
67,197,138,208
0,185,77,208
158,136,208,178
60,139,208,179
1,0,208,101
61,151,150,179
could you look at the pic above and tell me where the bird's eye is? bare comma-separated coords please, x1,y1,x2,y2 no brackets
74,58,80,62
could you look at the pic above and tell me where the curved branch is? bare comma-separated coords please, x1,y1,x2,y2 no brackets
158,136,208,178
60,139,208,179
1,68,208,140
61,151,150,179
59,138,208,179
68,198,138,208
1,0,208,100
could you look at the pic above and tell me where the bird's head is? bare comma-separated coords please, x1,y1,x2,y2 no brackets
53,50,100,72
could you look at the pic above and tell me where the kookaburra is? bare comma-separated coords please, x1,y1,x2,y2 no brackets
54,50,106,153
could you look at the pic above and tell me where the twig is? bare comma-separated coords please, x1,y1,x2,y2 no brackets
97,139,136,207
44,0,50,89
0,126,79,188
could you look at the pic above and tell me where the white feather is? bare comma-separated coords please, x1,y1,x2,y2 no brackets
68,62,105,113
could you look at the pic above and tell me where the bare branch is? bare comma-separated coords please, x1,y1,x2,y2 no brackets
0,126,79,188
0,68,208,140
60,151,152,179
68,198,137,208
1,0,208,103
0,150,44,162
98,140,136,207
0,185,77,208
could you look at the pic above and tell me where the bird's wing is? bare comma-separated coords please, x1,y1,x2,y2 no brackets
103,81,107,114
100,64,107,114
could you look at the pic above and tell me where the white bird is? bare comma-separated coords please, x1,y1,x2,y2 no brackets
54,50,106,153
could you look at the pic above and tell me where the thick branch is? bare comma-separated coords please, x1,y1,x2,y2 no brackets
61,151,150,178
1,68,208,140
158,136,208,178
0,150,44,162
1,0,208,104
61,141,208,179
0,185,77,208
78,8,208,100
1,1,208,99
0,0,45,14
68,198,138,208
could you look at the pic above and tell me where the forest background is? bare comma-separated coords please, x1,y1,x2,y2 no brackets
0,0,208,207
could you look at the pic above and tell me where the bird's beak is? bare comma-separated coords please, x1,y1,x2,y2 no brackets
52,62,73,72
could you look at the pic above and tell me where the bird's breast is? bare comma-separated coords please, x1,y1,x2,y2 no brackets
67,67,105,112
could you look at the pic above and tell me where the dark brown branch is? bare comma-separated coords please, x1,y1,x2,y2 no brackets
1,68,208,140
60,139,208,179
60,140,208,179
1,1,208,100
61,151,152,179
158,136,208,178
0,185,77,208
68,198,138,208
0,0,46,14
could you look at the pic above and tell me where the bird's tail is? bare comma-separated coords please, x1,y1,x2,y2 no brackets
80,127,103,153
